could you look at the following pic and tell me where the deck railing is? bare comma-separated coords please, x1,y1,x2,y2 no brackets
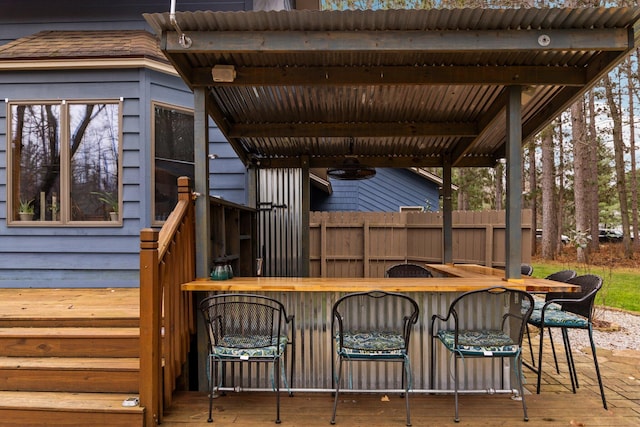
140,176,196,427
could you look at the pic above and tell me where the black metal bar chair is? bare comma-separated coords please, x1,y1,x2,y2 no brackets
385,263,432,278
523,274,607,409
330,291,419,426
199,293,295,424
430,286,534,423
524,269,577,370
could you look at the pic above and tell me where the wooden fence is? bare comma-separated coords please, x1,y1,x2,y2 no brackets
309,210,532,277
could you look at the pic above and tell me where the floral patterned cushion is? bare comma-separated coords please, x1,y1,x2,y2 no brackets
336,331,406,358
213,334,288,358
437,329,519,356
528,310,588,328
522,299,562,312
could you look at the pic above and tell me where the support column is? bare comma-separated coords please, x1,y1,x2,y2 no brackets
505,86,523,279
442,156,453,264
301,156,310,276
194,87,210,278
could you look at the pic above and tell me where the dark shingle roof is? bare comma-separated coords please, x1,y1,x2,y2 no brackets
0,30,167,63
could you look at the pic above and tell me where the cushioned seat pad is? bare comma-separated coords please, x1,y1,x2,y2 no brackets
528,310,588,328
437,329,519,355
337,331,406,358
213,334,288,358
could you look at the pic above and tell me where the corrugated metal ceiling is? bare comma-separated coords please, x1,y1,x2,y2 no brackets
144,7,640,168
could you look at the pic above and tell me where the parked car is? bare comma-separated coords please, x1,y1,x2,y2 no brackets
599,229,623,243
535,229,569,245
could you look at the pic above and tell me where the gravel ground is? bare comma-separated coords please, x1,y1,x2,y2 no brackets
546,307,640,352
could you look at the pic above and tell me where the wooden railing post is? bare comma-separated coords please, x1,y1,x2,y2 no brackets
140,228,161,427
177,176,191,202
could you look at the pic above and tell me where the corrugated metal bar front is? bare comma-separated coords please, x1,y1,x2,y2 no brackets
214,291,515,393
257,169,302,277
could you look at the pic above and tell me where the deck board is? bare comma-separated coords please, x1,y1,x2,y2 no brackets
160,342,640,427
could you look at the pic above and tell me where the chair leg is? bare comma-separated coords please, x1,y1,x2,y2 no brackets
547,327,560,374
330,357,344,425
404,359,411,426
535,324,545,394
289,340,295,397
588,325,608,410
516,355,529,422
526,327,536,367
454,353,459,423
561,328,578,393
275,358,281,424
430,336,436,390
207,357,214,423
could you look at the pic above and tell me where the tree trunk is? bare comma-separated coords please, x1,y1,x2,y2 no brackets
627,55,640,251
572,98,590,263
495,161,503,211
527,141,537,255
557,117,567,254
604,74,633,258
587,90,600,253
541,124,557,259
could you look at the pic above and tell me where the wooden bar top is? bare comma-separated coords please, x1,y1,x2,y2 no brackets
181,275,578,293
425,263,505,278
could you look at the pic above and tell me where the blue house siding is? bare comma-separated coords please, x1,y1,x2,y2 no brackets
0,67,206,287
0,1,285,288
312,168,440,212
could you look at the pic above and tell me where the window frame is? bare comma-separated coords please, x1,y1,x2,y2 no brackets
151,101,195,227
7,99,123,226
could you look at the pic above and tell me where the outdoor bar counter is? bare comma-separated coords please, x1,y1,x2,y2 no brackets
182,265,578,393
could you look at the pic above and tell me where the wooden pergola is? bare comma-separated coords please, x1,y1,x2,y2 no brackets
144,6,640,279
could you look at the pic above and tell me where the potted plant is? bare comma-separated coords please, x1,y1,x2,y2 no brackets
91,191,119,221
18,199,35,221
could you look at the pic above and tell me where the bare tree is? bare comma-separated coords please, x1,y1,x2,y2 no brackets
527,139,537,255
572,97,591,263
604,74,633,258
540,123,558,259
627,55,640,251
587,90,601,253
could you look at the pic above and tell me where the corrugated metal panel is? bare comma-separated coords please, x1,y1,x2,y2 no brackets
144,6,640,169
257,168,303,276
215,290,516,391
148,7,640,33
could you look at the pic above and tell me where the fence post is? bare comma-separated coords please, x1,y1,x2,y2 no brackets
140,228,161,427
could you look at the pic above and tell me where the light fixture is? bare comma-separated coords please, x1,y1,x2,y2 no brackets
327,158,376,180
212,65,236,83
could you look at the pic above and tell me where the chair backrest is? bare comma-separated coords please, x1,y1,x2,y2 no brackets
385,263,432,278
545,269,577,283
199,294,289,349
521,264,534,276
546,274,602,319
440,287,534,346
332,291,419,351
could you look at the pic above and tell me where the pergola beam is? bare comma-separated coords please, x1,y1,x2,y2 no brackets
166,29,630,53
251,155,498,169
229,121,478,138
190,65,587,87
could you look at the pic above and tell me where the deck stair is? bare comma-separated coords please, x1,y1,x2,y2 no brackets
0,288,144,426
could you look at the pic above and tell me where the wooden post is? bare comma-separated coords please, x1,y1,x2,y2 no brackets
140,228,161,427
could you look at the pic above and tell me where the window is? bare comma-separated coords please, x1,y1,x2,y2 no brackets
8,101,121,224
153,103,194,223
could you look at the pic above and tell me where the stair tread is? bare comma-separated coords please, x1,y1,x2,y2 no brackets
0,327,139,337
0,356,139,370
0,288,139,321
0,391,143,412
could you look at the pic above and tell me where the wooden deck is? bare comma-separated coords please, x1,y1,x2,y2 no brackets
160,343,640,426
0,288,638,427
